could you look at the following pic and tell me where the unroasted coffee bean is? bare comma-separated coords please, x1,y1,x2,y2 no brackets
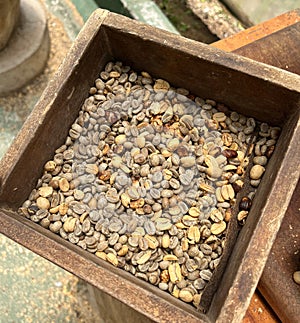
293,271,300,285
19,61,279,311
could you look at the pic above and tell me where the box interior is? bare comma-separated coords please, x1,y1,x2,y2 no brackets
0,11,299,322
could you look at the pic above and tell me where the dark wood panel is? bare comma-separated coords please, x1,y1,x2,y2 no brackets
214,9,300,323
259,180,300,323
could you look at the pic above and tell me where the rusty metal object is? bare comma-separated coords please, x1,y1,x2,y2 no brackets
0,9,299,322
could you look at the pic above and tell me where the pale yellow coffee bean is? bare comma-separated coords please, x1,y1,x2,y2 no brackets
38,186,53,198
211,221,226,235
36,197,50,210
59,178,69,192
106,253,118,266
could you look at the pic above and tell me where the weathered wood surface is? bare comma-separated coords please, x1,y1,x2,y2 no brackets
0,8,299,323
87,285,154,323
214,9,300,323
258,181,300,323
243,291,279,323
213,9,300,75
186,0,244,38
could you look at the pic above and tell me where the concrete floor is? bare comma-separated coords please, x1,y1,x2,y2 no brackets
0,1,98,322
0,235,97,323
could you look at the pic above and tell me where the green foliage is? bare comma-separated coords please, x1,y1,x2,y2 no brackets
156,0,191,32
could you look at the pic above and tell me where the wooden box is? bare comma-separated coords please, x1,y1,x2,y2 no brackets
0,9,299,322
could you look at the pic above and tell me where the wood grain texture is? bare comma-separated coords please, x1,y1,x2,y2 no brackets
213,9,300,51
0,8,299,323
243,291,279,323
213,9,300,75
259,180,300,323
214,9,300,323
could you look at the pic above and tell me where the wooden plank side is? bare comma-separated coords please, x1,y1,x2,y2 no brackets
242,291,279,323
213,9,300,75
214,9,300,323
0,8,299,323
258,180,300,323
213,9,300,52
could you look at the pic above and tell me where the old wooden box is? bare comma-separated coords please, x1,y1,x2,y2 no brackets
0,9,299,322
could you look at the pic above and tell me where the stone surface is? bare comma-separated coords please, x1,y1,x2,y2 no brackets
0,0,50,95
0,233,97,322
223,0,300,25
0,1,97,322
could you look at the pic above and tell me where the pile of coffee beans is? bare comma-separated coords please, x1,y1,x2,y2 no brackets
19,61,280,308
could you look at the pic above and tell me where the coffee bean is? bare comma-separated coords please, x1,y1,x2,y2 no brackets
36,197,50,210
239,197,252,211
293,271,300,285
200,269,213,281
19,61,280,310
179,290,193,303
250,165,265,180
